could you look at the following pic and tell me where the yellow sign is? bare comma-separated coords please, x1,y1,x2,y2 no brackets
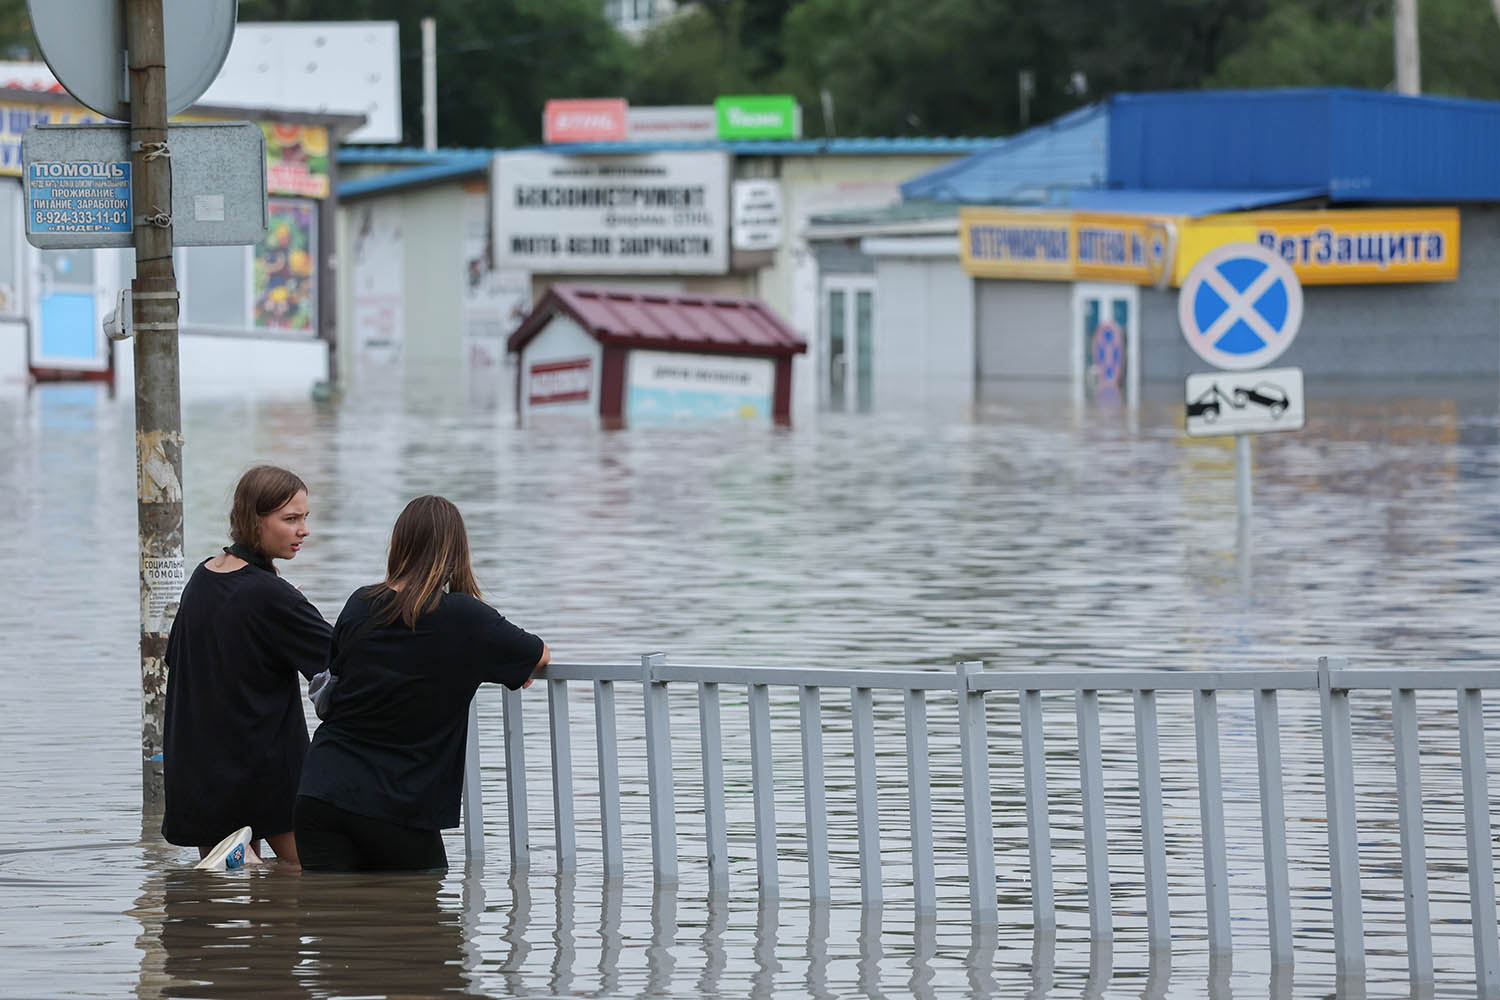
1175,208,1459,285
961,208,1177,284
961,208,1075,280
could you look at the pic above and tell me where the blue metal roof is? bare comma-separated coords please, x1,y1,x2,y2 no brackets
898,104,1106,203
1108,88,1500,202
339,152,493,200
339,136,995,162
1055,186,1326,217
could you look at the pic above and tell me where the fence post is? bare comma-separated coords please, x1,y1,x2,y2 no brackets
1020,688,1055,932
699,681,730,893
800,686,830,903
642,652,676,884
1254,689,1293,966
957,662,996,927
548,679,576,872
1076,688,1112,943
1318,655,1365,978
851,686,881,908
904,688,935,915
502,685,528,870
1457,687,1500,997
1390,687,1432,988
1132,689,1169,950
1194,688,1231,954
749,682,779,899
462,695,484,861
594,679,623,879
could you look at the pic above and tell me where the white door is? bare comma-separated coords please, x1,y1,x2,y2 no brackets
30,247,110,373
821,275,875,412
1071,282,1140,408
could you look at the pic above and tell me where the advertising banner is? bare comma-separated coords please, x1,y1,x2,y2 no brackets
254,198,317,331
715,96,800,139
626,105,717,142
626,349,773,423
491,150,730,274
732,179,782,251
960,208,1076,280
262,122,330,198
1174,208,1459,285
963,206,1460,286
544,98,628,144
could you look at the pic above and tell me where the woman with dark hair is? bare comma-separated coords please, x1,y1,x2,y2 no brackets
162,465,333,867
295,495,549,872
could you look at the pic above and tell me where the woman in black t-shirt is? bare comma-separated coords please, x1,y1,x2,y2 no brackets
162,465,333,866
295,494,550,872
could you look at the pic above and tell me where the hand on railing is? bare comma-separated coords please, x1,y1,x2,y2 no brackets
522,641,552,689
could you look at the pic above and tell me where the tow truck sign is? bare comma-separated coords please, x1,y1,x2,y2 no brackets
1185,366,1305,437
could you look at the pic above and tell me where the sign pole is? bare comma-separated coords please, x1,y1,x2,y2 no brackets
1235,433,1252,572
126,0,183,810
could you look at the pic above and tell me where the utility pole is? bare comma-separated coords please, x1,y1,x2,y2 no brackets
1395,0,1420,95
422,17,437,152
125,0,184,809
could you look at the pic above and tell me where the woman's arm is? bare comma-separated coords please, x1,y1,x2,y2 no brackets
521,642,551,689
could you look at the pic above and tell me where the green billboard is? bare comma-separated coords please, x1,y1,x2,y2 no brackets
715,96,801,140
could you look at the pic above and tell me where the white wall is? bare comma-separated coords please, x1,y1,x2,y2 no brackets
518,314,603,426
872,253,974,415
0,318,27,388
114,332,328,400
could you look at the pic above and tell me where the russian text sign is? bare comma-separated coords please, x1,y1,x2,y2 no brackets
27,160,130,235
715,96,800,140
491,150,729,274
22,122,268,250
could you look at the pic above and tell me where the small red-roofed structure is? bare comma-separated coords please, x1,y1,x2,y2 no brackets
507,284,806,428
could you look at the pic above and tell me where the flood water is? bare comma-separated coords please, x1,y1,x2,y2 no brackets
1,370,1498,999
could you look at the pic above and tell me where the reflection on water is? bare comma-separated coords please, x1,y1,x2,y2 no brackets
1,373,1497,998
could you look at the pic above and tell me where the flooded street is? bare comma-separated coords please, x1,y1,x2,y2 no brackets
1,372,1498,999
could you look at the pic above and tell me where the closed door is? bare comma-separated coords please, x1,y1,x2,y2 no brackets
823,276,874,412
1071,283,1139,407
31,248,108,372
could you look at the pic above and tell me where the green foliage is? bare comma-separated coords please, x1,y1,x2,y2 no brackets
8,0,1500,145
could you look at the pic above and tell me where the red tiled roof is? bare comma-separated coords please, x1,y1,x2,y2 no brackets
507,284,807,358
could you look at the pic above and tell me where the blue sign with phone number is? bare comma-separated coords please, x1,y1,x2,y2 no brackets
27,160,132,234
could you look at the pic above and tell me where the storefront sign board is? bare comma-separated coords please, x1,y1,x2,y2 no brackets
715,96,800,140
491,150,730,274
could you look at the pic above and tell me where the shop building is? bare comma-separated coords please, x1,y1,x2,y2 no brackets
808,89,1500,415
0,86,360,398
334,135,990,418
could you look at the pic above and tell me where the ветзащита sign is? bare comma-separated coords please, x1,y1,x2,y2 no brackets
491,150,730,275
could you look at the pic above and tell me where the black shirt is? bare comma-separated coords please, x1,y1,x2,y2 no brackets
161,560,333,846
298,587,544,831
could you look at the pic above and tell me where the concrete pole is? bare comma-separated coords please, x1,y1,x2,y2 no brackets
125,0,183,810
422,17,437,152
1395,0,1420,95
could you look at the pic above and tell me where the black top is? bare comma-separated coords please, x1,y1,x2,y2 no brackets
161,560,332,846
298,587,544,831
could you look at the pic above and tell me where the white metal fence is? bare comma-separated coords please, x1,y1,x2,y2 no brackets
460,655,1500,995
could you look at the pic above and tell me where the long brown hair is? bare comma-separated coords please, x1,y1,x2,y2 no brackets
377,495,481,628
229,465,307,552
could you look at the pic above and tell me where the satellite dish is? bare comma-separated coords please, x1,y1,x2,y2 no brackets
26,0,238,120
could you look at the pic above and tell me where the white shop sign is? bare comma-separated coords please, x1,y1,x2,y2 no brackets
732,179,782,251
491,150,729,274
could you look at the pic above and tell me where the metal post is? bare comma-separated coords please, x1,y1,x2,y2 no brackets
1253,689,1293,966
1394,0,1421,96
1457,688,1500,996
502,686,528,869
1076,689,1112,943
461,696,483,860
1390,687,1432,987
800,686,830,903
1235,433,1252,562
956,663,996,926
1132,690,1170,950
641,652,676,884
1318,655,1365,978
548,678,575,872
125,0,183,810
1194,689,1231,954
421,17,438,151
